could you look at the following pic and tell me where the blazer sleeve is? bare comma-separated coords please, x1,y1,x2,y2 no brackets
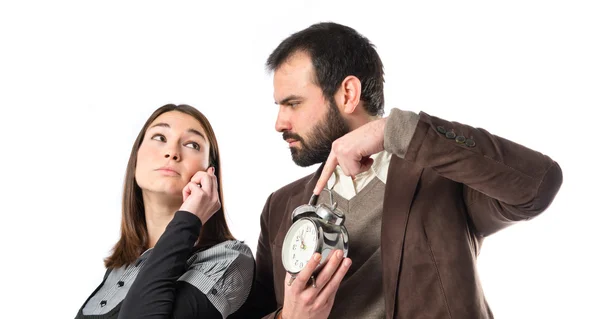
384,108,563,236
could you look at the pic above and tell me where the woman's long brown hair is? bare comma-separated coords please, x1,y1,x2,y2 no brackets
104,104,234,269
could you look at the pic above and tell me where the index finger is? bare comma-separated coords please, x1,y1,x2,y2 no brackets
190,170,208,184
199,170,213,195
291,253,322,294
314,152,338,195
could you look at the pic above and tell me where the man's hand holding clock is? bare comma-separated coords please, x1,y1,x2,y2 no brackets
279,250,352,319
279,179,352,318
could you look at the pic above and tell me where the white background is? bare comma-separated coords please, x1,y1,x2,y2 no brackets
1,1,598,318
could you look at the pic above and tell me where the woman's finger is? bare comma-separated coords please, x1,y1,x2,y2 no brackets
182,183,192,201
199,169,213,195
190,171,208,185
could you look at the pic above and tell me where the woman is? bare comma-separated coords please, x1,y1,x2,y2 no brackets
75,104,254,318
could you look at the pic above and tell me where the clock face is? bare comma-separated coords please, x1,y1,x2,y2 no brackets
282,219,318,273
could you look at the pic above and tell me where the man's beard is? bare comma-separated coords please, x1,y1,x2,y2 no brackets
282,101,350,167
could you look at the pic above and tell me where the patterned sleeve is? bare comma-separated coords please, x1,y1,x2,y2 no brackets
178,240,255,318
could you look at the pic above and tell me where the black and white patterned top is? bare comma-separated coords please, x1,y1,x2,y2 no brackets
75,211,255,319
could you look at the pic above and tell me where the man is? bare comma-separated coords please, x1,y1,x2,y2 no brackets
237,22,562,319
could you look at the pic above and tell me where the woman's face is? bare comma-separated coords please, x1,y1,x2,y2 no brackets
135,111,210,198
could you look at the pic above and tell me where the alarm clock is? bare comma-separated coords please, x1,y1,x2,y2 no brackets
281,188,349,276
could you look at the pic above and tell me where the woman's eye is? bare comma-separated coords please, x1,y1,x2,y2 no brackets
185,142,200,150
151,134,166,142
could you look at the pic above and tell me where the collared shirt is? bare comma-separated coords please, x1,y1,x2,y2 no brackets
327,150,392,200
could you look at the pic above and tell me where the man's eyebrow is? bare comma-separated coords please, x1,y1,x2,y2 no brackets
276,95,303,105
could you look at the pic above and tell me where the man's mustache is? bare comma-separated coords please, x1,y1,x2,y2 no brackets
282,131,304,144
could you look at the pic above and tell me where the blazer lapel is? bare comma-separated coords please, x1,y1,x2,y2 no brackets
275,159,422,318
381,156,423,318
274,164,324,246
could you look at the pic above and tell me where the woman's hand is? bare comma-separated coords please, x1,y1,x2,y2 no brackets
180,167,221,224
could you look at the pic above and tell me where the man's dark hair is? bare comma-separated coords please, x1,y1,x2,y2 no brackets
266,22,385,116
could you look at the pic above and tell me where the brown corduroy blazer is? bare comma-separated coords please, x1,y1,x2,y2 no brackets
234,111,563,319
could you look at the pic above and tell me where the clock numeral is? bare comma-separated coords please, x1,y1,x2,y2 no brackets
292,244,297,250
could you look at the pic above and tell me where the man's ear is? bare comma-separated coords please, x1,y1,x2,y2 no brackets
336,75,361,115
